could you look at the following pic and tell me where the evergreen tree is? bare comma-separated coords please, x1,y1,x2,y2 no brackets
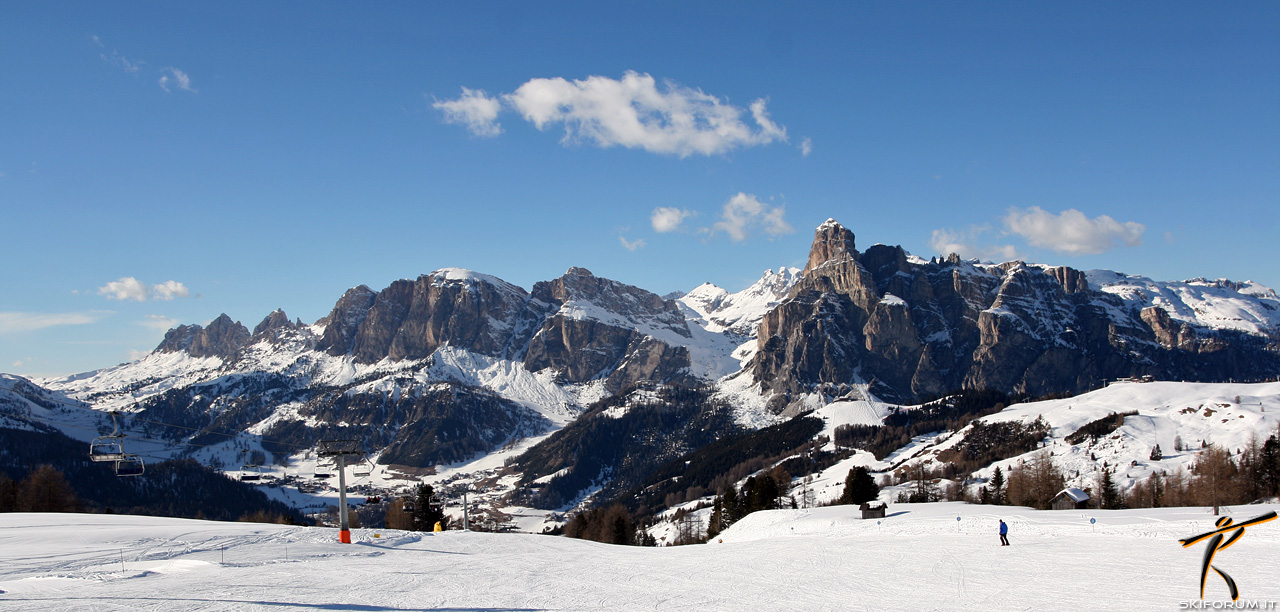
604,504,636,545
0,473,17,513
839,467,880,506
411,484,446,531
1098,465,1123,509
706,497,724,539
1261,436,1280,497
723,484,744,524
989,466,1005,505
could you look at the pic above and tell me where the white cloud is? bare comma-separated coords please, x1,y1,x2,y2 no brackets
800,137,813,157
455,71,787,157
97,277,192,302
0,311,112,333
1003,207,1144,255
94,35,144,74
98,277,151,301
619,236,646,252
651,207,695,233
433,87,503,137
709,193,794,242
158,67,196,93
151,280,190,301
929,226,1021,262
101,51,143,74
140,314,180,331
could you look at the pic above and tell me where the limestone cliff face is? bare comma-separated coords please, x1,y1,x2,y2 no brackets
752,220,1280,410
156,314,251,360
348,271,535,363
524,268,692,392
316,286,377,356
298,267,694,391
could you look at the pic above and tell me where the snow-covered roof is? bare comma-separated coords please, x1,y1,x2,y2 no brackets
1057,487,1090,503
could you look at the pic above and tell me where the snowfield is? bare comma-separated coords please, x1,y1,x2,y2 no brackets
3,502,1278,611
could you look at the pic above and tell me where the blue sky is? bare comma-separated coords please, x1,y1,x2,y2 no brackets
2,2,1277,377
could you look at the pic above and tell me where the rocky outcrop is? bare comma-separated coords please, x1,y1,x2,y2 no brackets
524,268,693,391
316,286,377,356
752,220,1280,409
155,314,251,360
251,309,300,338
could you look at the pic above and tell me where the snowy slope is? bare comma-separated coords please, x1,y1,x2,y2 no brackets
678,267,800,336
903,381,1280,496
4,503,1278,610
1086,270,1280,336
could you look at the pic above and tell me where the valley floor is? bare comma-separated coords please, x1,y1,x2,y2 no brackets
1,502,1278,611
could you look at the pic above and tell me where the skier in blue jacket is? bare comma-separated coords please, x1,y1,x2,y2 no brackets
999,519,1009,546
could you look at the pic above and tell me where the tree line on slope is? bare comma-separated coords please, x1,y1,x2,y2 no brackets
0,426,304,523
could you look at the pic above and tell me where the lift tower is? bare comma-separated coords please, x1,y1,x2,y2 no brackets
317,439,364,544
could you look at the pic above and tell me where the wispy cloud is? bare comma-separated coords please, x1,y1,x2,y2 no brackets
0,311,113,334
158,67,196,93
93,36,194,93
618,236,647,252
1003,207,1144,255
435,72,789,157
651,207,695,233
708,193,793,242
94,35,144,74
97,277,191,302
432,87,503,137
800,137,813,157
139,314,180,331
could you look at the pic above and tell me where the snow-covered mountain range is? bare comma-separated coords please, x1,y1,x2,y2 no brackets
4,219,1279,525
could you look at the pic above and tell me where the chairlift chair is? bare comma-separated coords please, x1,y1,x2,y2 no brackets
89,437,126,462
313,462,333,478
353,459,372,478
240,464,264,481
89,411,127,462
115,454,145,477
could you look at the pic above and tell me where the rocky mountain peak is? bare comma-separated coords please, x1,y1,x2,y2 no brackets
803,219,859,275
253,309,296,336
533,268,674,319
316,285,378,356
155,314,250,360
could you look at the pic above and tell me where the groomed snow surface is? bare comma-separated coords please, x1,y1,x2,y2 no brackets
3,502,1278,611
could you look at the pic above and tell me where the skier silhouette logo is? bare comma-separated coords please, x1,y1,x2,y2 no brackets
1178,511,1277,601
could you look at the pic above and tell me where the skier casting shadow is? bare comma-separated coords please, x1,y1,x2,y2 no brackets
999,519,1009,546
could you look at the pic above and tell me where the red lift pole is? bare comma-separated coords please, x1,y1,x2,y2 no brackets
317,439,364,544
